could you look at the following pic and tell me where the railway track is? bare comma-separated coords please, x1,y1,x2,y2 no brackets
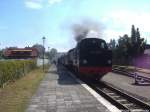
68,66,150,111
112,66,150,84
88,82,150,112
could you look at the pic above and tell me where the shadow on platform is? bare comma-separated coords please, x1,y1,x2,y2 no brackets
56,64,80,85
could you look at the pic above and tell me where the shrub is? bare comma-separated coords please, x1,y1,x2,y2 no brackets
0,59,37,87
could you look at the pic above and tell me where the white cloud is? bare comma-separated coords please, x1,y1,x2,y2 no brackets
25,0,63,9
103,30,126,42
102,10,150,43
25,0,43,9
109,11,150,32
48,0,62,5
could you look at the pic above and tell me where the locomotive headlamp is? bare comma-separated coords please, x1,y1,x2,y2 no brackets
83,59,87,64
108,60,111,64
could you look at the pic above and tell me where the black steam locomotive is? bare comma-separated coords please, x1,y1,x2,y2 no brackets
58,38,112,80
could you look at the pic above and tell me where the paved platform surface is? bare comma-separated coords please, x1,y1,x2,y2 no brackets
137,68,150,74
26,65,111,112
101,72,150,100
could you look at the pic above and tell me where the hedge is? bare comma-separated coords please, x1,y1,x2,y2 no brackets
0,59,37,87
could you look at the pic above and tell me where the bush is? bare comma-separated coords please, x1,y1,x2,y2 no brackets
0,59,37,87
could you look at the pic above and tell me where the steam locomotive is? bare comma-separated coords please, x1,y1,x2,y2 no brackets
58,38,112,80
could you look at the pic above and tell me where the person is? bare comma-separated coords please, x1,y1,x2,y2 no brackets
134,73,139,85
53,60,56,65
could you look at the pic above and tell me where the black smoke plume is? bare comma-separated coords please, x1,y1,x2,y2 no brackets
71,19,103,42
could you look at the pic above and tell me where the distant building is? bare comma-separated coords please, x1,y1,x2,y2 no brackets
3,47,38,59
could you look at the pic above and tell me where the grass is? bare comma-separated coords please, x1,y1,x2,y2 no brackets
0,66,49,112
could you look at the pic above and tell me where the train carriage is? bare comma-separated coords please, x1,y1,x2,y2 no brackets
3,48,38,59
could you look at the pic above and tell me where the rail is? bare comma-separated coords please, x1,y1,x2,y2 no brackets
89,82,150,112
69,66,150,111
112,66,150,84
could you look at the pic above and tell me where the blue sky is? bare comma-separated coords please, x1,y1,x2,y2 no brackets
0,0,150,52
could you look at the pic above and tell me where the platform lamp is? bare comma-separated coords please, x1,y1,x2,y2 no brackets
42,36,46,72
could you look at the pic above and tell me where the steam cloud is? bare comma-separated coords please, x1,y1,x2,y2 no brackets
71,19,103,42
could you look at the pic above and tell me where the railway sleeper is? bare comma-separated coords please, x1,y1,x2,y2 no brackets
102,88,114,93
126,104,142,110
116,99,127,102
119,100,130,104
123,103,134,106
131,109,148,112
106,92,115,95
102,88,111,91
109,94,120,97
113,97,123,100
120,100,144,110
102,91,116,94
103,92,122,99
111,96,121,98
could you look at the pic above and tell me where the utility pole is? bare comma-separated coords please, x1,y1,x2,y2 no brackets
42,36,46,72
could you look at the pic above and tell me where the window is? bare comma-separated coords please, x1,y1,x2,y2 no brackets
101,42,105,49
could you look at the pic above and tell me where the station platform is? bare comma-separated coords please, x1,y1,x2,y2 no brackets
26,65,119,112
101,72,150,101
137,67,150,74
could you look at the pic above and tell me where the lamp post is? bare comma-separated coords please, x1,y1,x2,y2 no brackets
48,47,50,53
42,36,46,72
0,43,2,59
48,47,50,64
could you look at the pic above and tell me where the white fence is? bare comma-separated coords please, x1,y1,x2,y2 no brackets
36,58,49,67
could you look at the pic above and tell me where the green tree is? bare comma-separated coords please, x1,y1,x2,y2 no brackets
112,25,146,65
49,48,57,61
32,44,45,58
129,25,145,57
131,25,136,44
136,28,140,42
109,39,116,49
136,28,145,55
112,34,130,65
0,50,2,59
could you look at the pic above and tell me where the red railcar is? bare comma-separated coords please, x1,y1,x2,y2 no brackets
3,48,38,59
